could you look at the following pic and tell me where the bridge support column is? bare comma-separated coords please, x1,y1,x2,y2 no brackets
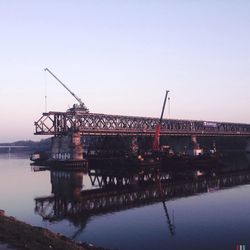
51,135,71,160
191,135,199,149
51,136,61,160
189,135,203,156
246,138,250,153
71,132,84,160
51,132,84,160
130,137,139,156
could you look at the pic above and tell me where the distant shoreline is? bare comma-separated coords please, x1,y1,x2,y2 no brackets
0,138,51,154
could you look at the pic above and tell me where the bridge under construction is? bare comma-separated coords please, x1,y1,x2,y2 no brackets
35,110,250,137
34,68,250,162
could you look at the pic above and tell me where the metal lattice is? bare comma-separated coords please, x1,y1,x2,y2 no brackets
34,111,250,136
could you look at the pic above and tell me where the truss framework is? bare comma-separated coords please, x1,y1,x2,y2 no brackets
34,111,250,136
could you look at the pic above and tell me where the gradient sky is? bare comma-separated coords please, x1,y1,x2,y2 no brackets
0,0,250,142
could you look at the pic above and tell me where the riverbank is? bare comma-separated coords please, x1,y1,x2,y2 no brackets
0,210,107,250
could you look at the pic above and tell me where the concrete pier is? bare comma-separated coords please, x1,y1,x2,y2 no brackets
51,132,84,161
71,132,84,160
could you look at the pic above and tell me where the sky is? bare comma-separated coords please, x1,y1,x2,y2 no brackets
0,0,250,142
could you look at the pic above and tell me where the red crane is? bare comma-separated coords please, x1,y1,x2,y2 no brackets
152,90,169,151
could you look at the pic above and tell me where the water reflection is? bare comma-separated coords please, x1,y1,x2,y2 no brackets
34,153,250,240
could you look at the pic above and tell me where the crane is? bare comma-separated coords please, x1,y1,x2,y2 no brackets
44,68,89,112
152,90,169,151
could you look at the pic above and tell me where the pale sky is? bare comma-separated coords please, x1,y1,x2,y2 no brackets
0,0,250,142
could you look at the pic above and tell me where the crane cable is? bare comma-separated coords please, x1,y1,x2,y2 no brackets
43,69,48,113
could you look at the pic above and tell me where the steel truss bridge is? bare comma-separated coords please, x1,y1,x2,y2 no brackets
35,111,250,137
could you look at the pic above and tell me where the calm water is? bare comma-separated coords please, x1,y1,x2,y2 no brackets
0,152,250,250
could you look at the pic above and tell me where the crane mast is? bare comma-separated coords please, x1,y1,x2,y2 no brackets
44,68,89,112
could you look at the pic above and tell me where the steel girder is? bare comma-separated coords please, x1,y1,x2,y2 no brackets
34,111,250,136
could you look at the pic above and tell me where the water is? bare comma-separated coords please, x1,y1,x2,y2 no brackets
0,152,250,250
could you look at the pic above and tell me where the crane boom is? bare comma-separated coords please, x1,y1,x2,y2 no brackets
152,90,169,151
44,68,88,111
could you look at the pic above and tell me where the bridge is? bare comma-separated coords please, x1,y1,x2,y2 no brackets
35,69,250,160
0,145,28,153
34,109,250,161
35,110,250,137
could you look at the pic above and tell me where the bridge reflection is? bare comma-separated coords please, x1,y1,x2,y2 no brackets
34,162,250,237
